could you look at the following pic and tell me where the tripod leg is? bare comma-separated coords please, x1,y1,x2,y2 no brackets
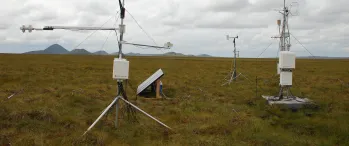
83,97,120,136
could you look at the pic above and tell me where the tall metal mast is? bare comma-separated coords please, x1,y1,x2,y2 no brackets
280,0,291,52
118,0,125,59
262,0,312,109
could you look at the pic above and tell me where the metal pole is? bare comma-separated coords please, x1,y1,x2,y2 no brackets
233,38,237,81
282,0,286,51
118,0,125,59
116,0,125,128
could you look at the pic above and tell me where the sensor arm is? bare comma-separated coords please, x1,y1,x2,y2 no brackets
121,41,173,49
20,25,119,33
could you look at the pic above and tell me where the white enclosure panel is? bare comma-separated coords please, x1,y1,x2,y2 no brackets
137,69,164,94
280,72,292,86
277,63,280,74
279,51,295,69
113,58,129,80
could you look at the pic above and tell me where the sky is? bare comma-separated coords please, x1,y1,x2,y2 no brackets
0,0,348,57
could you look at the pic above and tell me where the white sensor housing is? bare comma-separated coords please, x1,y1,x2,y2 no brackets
279,51,295,69
113,58,129,80
280,72,292,86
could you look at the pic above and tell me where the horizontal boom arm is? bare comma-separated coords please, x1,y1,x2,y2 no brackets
20,25,119,33
122,41,173,49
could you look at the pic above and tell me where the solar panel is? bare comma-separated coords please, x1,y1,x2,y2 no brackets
137,69,164,95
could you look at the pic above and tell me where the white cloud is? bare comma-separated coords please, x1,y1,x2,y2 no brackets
0,0,348,57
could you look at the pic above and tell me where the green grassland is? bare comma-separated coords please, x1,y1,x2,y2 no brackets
0,54,349,145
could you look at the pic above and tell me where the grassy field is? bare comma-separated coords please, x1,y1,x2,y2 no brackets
0,54,349,145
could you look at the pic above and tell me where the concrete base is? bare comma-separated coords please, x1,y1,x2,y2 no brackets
262,95,312,109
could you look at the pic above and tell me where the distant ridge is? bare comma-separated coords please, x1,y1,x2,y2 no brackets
23,44,213,57
197,54,212,57
93,50,109,55
126,52,142,56
164,52,185,56
69,49,91,55
24,44,69,54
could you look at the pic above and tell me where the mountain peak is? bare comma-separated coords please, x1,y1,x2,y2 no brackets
69,49,91,55
93,50,109,55
45,44,69,54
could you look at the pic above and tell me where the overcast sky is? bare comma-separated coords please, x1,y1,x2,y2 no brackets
0,0,348,57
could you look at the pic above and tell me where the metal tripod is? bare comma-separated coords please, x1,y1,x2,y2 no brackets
222,35,249,86
83,81,171,135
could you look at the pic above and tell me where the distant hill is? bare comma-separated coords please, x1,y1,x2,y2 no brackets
25,50,47,54
111,52,126,56
197,54,212,57
69,49,91,55
93,50,109,55
45,44,69,54
163,52,185,56
23,44,215,57
24,44,69,54
126,52,142,56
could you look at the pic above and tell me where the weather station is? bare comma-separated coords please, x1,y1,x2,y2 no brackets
222,35,249,86
262,0,312,109
20,0,173,135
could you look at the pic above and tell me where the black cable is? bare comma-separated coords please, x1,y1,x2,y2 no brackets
118,82,137,122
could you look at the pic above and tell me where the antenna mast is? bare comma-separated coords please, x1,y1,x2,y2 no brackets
277,0,293,99
262,0,312,109
281,0,291,52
